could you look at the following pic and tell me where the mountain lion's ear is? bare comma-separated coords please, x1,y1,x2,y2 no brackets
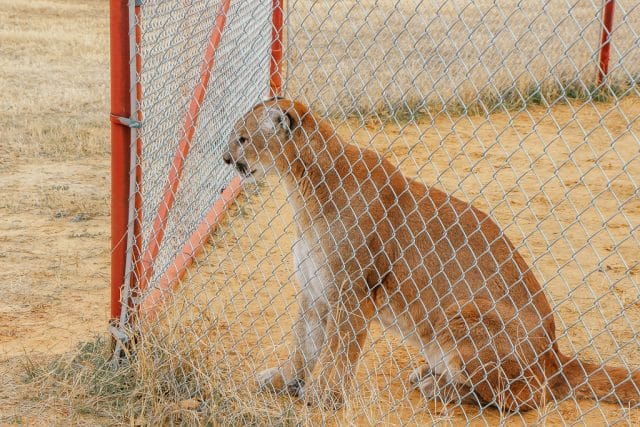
260,106,294,134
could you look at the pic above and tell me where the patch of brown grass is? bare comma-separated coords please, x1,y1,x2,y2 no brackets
0,0,109,164
0,161,109,217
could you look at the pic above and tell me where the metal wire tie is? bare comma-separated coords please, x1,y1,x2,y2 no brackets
110,114,142,129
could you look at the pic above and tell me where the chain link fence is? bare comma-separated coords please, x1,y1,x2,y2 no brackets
118,0,640,424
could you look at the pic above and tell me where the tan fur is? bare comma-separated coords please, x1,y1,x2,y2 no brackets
223,98,640,411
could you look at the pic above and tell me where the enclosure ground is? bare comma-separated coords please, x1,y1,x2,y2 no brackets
3,99,638,424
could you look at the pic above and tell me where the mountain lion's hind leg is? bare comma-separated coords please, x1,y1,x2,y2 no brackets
436,298,552,412
413,370,480,405
409,345,478,405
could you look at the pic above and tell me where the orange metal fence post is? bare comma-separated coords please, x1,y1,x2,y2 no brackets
110,0,132,324
270,0,285,96
596,0,616,85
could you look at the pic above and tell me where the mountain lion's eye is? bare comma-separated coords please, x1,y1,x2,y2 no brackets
239,137,247,144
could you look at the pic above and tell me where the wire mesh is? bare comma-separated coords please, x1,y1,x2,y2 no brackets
121,0,640,424
133,0,272,287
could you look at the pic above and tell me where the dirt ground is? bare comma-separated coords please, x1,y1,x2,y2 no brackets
160,98,640,425
1,0,639,425
3,99,638,425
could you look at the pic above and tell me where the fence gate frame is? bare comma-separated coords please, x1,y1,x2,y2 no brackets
109,0,620,333
109,0,285,338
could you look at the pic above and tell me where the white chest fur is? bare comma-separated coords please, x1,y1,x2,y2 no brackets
292,236,330,304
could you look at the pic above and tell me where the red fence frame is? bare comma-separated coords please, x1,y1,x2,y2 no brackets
597,0,616,85
109,0,131,323
110,0,287,325
270,0,285,97
110,0,142,329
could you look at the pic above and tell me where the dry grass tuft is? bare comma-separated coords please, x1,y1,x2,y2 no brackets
16,338,135,424
18,328,304,426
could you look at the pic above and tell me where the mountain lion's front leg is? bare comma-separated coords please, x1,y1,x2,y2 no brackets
256,291,329,396
301,278,374,409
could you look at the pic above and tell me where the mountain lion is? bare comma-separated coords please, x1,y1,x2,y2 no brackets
222,98,639,411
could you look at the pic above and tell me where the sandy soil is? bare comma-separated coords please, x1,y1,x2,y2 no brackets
163,98,640,425
2,99,637,424
0,160,112,423
0,160,110,358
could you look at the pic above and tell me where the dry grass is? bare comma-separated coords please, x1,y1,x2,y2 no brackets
11,331,304,426
0,0,112,423
0,0,109,165
285,0,640,117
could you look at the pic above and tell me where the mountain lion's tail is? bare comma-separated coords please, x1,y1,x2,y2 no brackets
554,353,640,405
